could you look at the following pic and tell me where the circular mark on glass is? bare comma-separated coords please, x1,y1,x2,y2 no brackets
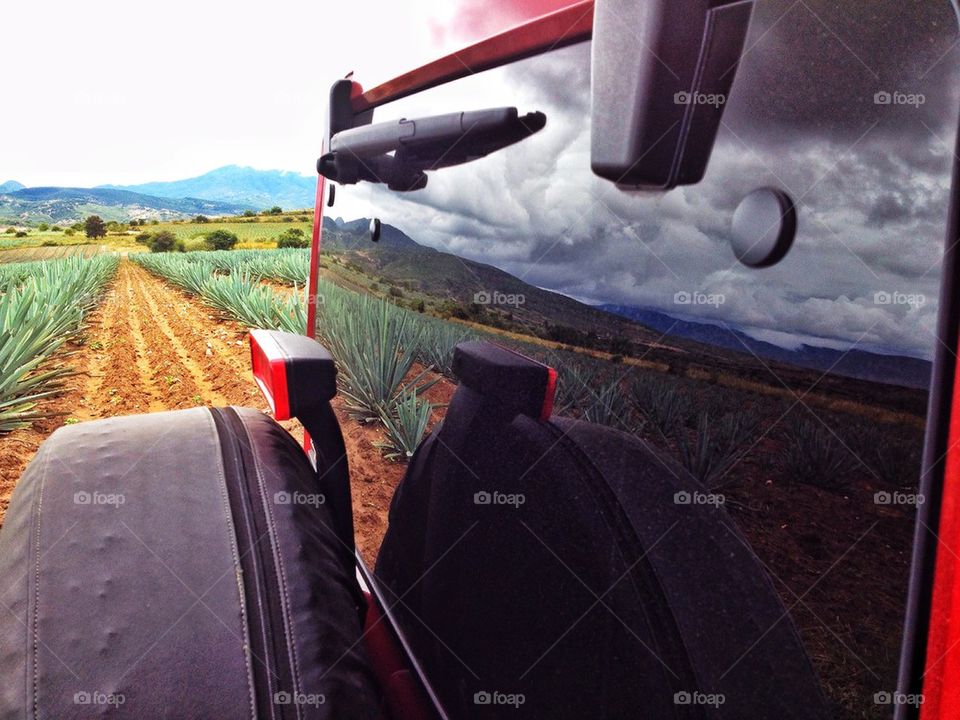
730,188,796,268
370,218,381,243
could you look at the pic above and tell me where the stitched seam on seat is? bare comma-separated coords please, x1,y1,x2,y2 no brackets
31,443,50,720
249,436,305,720
207,409,258,720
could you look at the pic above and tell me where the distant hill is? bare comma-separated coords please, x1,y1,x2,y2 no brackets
319,217,663,344
103,165,317,211
0,181,24,193
0,187,247,224
598,303,931,389
314,217,929,390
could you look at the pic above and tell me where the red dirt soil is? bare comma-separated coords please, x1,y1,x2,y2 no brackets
0,261,454,564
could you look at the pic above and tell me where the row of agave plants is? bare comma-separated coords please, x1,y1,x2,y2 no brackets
133,251,478,459
132,249,922,490
0,255,119,431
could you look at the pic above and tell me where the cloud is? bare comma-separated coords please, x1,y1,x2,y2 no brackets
336,0,960,361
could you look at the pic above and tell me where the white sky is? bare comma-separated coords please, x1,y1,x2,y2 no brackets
4,0,957,360
1,0,468,188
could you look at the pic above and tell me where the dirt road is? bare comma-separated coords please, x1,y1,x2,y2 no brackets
0,260,416,561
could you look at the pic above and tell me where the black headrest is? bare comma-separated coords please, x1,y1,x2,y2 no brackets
451,341,556,419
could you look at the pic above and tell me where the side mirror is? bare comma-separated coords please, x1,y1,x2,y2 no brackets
591,0,754,190
317,79,546,192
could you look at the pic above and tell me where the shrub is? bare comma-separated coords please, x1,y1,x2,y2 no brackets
389,286,404,298
148,231,184,253
84,215,106,240
205,229,238,251
41,240,58,247
4,227,16,234
243,210,256,217
135,232,152,245
50,225,61,232
15,231,27,238
267,206,283,215
37,223,49,231
276,227,308,249
194,215,209,224
64,228,75,236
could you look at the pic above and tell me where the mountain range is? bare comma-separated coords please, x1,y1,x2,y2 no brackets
320,217,931,390
598,303,932,389
101,166,317,210
0,186,246,224
0,163,933,389
1,166,315,224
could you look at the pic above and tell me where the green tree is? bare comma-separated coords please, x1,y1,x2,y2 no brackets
205,229,238,250
84,215,107,240
267,206,282,215
148,231,183,253
194,215,209,224
276,227,308,248
243,210,256,217
37,223,49,231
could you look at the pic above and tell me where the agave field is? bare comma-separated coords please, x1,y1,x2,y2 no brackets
0,255,118,431
131,248,923,491
134,250,477,459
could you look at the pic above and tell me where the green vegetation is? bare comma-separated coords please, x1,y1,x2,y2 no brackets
84,215,106,240
148,231,184,253
377,390,433,460
0,255,118,431
780,416,854,491
276,228,308,248
204,229,238,251
129,248,923,493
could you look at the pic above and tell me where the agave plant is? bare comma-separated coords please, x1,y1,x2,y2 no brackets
779,416,855,491
0,255,118,431
631,375,691,440
582,377,633,430
673,411,756,487
321,294,438,421
376,390,434,460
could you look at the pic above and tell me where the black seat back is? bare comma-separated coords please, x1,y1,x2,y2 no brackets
376,341,829,719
